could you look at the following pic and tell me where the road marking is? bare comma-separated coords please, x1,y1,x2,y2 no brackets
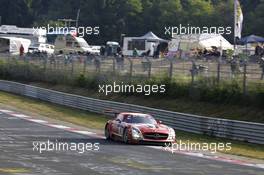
0,109,13,113
11,114,31,118
47,124,71,129
149,145,264,170
28,119,48,123
0,109,98,138
71,130,96,135
256,164,264,169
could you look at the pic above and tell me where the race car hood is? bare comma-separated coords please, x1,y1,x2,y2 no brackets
132,123,170,134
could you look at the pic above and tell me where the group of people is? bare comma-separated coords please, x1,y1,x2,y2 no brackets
51,51,102,72
99,45,122,57
133,43,161,58
255,44,264,57
61,50,126,72
19,42,264,80
191,47,221,61
229,56,264,80
253,44,264,79
259,57,264,80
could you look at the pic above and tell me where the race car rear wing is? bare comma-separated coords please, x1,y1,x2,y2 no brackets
103,109,120,117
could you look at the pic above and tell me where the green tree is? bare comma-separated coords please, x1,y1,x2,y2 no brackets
245,0,264,36
0,0,33,27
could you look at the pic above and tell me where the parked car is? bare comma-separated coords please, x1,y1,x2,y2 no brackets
90,45,101,55
28,43,55,55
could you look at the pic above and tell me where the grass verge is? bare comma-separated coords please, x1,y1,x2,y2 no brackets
0,91,109,129
0,91,263,160
31,82,264,123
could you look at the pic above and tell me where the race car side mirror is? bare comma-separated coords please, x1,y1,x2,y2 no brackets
157,120,162,124
116,119,122,123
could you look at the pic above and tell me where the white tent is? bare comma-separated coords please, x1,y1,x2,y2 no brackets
169,34,233,52
198,34,233,50
139,31,167,42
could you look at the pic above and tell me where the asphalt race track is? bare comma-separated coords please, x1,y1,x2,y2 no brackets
0,112,263,175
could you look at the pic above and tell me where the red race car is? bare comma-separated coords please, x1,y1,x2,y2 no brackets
104,112,176,145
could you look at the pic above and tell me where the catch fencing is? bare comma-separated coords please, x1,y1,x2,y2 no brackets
0,80,263,144
1,54,264,96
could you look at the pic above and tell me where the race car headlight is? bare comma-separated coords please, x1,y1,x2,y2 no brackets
168,128,176,140
132,127,143,140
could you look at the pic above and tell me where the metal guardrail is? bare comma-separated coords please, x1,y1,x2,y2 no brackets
0,80,263,144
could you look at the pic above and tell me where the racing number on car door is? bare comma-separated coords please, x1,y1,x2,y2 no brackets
117,123,123,136
112,120,119,135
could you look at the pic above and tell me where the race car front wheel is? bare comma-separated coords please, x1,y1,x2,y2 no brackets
105,125,111,140
123,128,129,144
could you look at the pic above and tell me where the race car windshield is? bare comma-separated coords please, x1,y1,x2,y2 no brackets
126,115,157,124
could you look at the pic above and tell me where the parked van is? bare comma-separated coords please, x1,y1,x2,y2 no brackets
54,34,96,54
105,41,120,56
0,37,31,55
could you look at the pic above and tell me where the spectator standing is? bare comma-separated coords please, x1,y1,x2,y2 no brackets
133,48,138,57
19,44,24,57
117,46,122,54
154,43,161,58
261,44,264,57
150,43,155,57
116,52,124,70
260,57,264,80
68,52,74,63
64,54,69,65
230,57,238,78
86,52,93,64
255,44,262,56
191,60,198,76
100,46,105,56
94,56,101,72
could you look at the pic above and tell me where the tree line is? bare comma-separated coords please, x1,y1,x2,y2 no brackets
0,0,263,44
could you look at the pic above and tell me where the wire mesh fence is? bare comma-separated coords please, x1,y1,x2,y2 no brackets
0,53,263,94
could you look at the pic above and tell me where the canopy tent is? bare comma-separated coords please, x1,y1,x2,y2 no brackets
240,35,264,44
138,31,168,42
122,31,167,56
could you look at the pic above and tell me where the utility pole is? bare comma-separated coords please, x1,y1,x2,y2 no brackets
120,33,126,47
234,0,237,54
